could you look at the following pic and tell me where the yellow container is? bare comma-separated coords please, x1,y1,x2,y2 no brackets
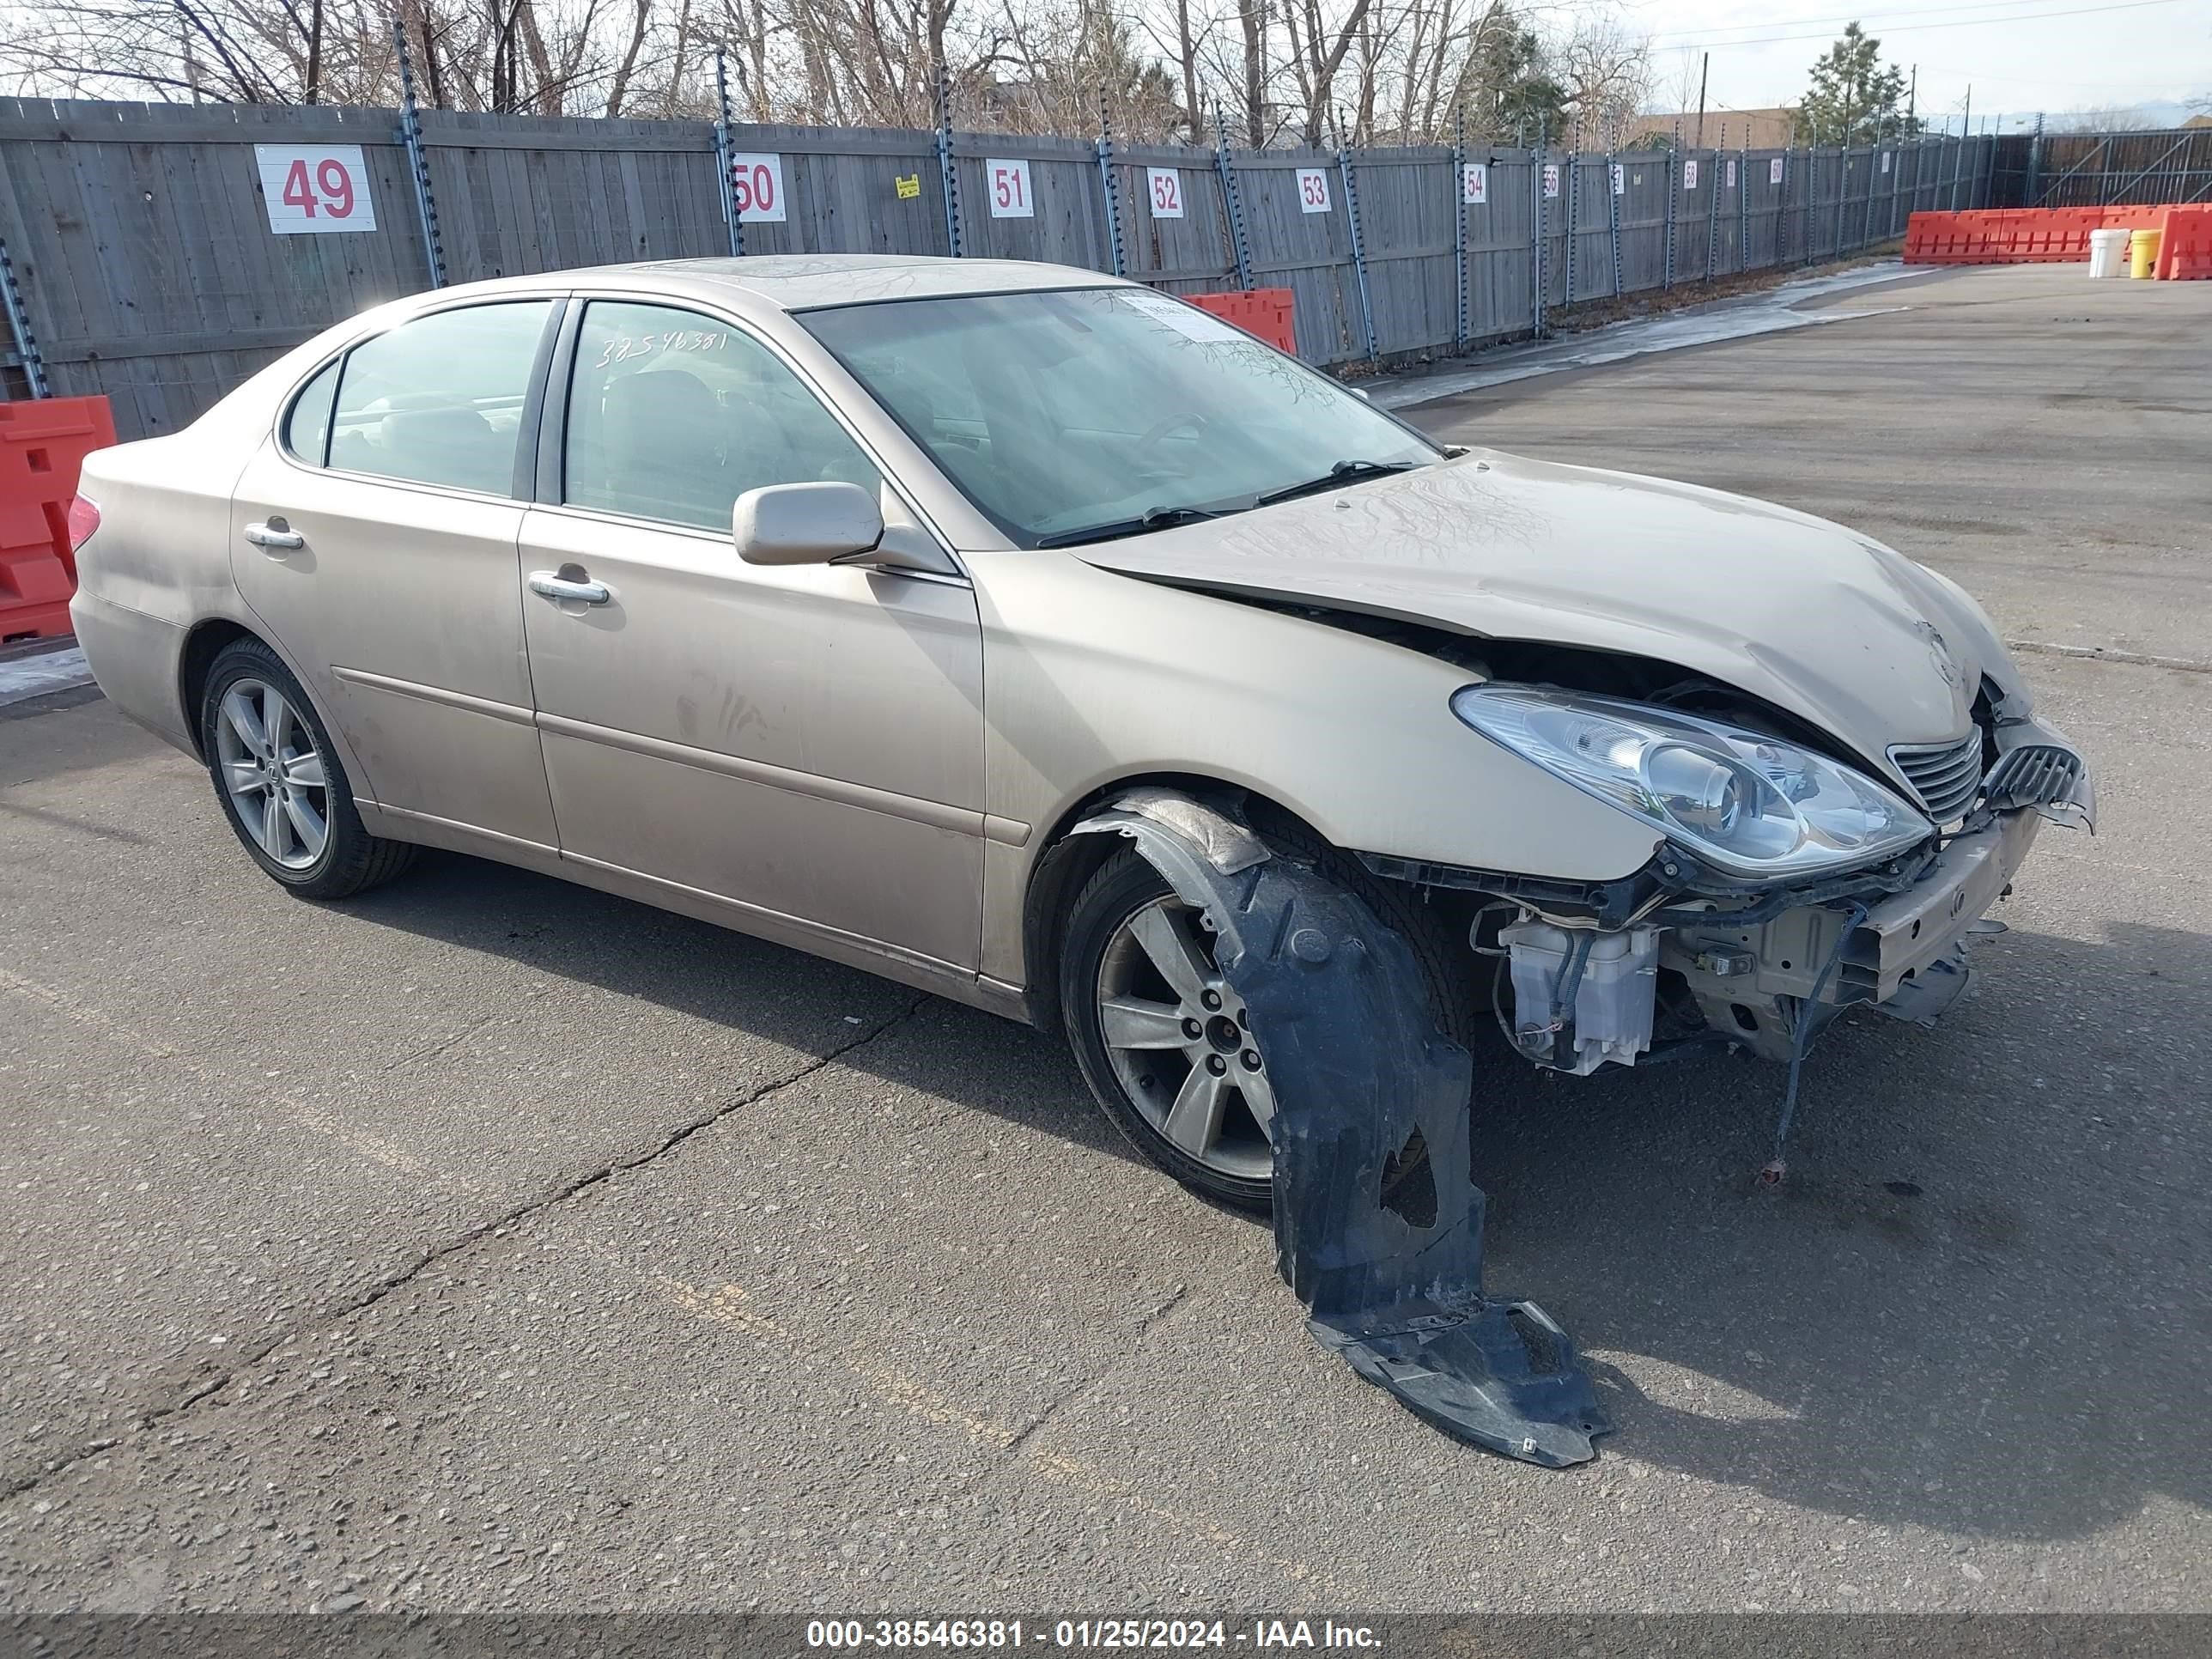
2130,227,2162,279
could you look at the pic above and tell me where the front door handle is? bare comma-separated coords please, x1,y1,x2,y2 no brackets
527,570,611,605
243,520,305,551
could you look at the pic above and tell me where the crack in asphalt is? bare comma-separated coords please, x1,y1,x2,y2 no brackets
0,990,930,1506
1000,1282,1194,1459
2006,638,2212,676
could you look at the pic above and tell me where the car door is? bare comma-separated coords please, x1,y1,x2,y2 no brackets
229,297,563,849
516,296,987,973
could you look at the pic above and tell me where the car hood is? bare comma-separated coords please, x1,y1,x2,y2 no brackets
1071,449,2001,765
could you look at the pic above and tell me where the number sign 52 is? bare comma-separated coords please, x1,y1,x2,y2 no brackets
254,145,376,234
1146,168,1184,219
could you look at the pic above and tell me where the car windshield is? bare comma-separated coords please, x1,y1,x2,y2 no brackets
799,288,1439,547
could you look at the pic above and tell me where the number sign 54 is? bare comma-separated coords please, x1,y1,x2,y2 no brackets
254,145,376,234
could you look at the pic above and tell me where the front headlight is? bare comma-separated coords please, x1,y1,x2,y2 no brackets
1449,685,1933,879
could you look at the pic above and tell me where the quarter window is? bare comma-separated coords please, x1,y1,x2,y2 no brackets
283,357,340,466
328,301,553,495
563,301,879,532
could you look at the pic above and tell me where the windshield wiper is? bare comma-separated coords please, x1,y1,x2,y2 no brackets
1251,459,1419,509
1034,503,1236,549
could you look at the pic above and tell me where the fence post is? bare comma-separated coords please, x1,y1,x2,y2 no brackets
1705,125,1723,281
0,230,48,398
933,62,963,257
1737,141,1747,270
1452,106,1468,349
1863,130,1881,247
1804,129,1818,264
1833,139,1850,255
1606,150,1622,297
392,21,447,289
1095,98,1126,279
1338,143,1379,364
1779,146,1792,264
1531,133,1546,337
713,51,743,258
1663,121,1679,288
1212,109,1254,291
1564,149,1578,304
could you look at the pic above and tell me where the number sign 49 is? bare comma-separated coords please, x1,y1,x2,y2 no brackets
254,145,375,234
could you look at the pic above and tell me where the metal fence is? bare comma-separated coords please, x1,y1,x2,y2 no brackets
1990,127,2212,210
0,96,1997,441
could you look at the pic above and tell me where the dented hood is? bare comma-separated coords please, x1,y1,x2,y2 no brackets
1073,450,2003,762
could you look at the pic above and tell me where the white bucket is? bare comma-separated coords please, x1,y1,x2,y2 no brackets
2088,227,2130,278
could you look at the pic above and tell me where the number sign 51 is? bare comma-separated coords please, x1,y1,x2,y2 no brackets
254,145,376,234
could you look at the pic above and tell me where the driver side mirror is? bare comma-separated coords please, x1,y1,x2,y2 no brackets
733,481,884,566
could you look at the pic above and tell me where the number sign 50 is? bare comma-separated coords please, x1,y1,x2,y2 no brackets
728,153,787,223
254,145,376,234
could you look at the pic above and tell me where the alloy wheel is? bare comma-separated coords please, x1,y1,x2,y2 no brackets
1095,895,1276,1181
214,678,330,870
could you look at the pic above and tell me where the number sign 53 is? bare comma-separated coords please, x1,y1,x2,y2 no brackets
254,145,376,234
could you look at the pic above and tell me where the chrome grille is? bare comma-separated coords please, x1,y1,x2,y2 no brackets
1984,743,2083,811
1888,732,1984,823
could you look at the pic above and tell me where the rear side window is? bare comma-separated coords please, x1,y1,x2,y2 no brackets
283,358,340,465
329,301,553,495
562,301,878,532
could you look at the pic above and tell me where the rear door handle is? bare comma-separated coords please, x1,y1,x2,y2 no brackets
527,570,611,605
243,520,304,551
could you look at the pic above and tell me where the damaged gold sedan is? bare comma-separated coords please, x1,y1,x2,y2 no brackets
70,254,2094,1464
73,256,2090,1208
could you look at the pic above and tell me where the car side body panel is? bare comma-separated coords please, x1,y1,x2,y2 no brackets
967,550,1666,988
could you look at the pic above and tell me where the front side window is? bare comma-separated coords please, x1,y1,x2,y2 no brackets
800,288,1439,546
328,301,553,495
562,301,879,532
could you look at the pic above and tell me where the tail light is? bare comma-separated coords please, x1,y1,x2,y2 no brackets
66,495,100,551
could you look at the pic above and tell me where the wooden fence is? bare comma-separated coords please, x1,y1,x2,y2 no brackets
0,98,1997,441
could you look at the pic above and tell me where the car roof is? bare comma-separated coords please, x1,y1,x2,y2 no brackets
446,254,1130,313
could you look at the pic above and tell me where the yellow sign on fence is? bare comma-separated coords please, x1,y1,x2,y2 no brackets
895,173,921,200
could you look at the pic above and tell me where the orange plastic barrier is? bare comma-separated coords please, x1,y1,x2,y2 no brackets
2154,204,2212,281
1182,287,1297,353
0,395,117,642
1905,205,2173,267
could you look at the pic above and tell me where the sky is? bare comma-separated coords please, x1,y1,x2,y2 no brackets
1623,0,2212,129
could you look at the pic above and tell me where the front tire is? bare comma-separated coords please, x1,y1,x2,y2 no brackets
1060,842,1478,1212
198,638,416,900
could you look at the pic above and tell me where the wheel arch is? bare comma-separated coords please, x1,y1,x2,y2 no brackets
178,617,261,761
1018,770,1328,1036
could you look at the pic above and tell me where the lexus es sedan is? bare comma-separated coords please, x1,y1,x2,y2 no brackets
70,255,2094,1209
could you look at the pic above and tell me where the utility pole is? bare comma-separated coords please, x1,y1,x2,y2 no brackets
1694,52,1708,150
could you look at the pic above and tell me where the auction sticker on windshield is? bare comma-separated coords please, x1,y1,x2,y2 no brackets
1124,291,1248,344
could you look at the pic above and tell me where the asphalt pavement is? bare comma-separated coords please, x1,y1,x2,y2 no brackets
2,264,2207,1616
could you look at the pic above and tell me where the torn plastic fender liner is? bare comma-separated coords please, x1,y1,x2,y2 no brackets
1072,789,1611,1468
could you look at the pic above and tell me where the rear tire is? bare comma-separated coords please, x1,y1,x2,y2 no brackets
198,637,417,900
